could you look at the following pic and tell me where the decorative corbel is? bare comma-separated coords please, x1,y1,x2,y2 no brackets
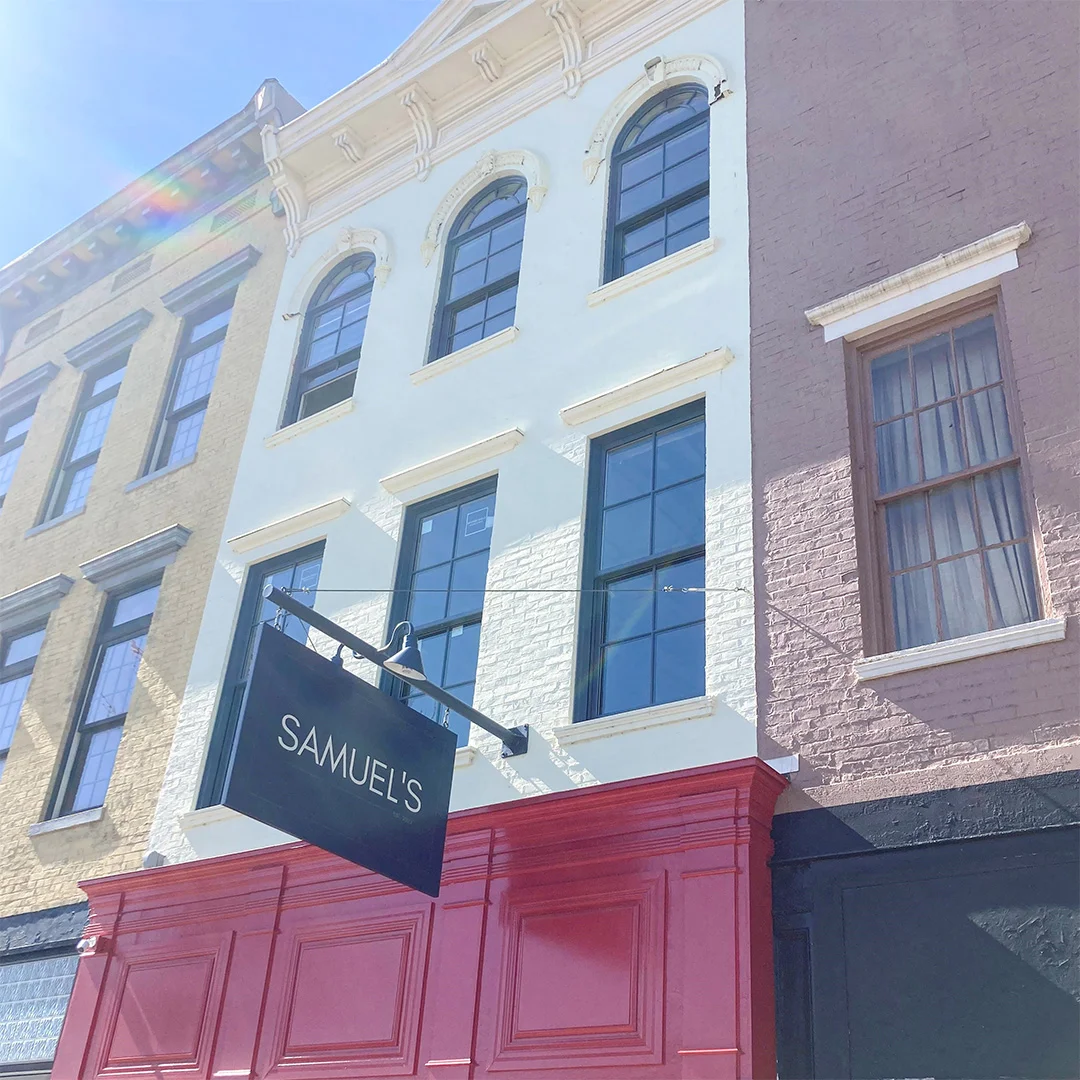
544,0,584,98
401,85,437,182
471,40,504,83
332,127,364,166
261,123,309,256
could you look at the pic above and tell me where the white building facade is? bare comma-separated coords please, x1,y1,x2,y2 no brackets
148,0,758,864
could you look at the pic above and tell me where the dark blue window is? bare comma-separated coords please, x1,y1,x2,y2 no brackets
384,478,497,747
606,84,710,282
197,543,323,807
578,402,706,719
430,179,525,361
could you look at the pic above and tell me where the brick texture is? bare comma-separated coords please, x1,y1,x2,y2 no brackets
0,186,286,916
745,1,1080,811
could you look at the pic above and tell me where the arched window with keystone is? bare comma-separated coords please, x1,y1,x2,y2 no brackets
605,83,710,282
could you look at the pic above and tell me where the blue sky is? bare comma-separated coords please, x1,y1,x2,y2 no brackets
0,0,441,267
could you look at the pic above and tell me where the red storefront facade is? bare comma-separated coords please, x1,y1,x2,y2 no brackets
53,760,783,1080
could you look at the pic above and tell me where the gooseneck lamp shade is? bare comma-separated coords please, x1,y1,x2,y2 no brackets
382,628,426,681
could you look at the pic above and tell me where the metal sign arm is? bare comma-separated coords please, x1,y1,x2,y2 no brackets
263,585,529,757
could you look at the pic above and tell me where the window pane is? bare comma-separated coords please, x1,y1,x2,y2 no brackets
875,417,919,493
955,317,1001,391
417,507,457,568
165,409,205,466
654,622,705,705
409,564,450,627
62,464,96,514
2,414,33,442
325,264,374,301
665,213,709,256
456,494,496,557
114,586,159,626
620,90,706,150
189,306,232,343
618,171,664,222
490,215,526,254
605,571,654,643
484,242,523,286
304,333,338,370
173,341,222,409
600,636,652,716
605,438,653,505
449,261,486,301
0,445,22,499
656,556,705,630
89,366,125,397
336,319,366,354
663,151,709,200
623,239,665,275
0,674,31,752
622,216,665,258
0,954,78,1066
70,398,115,460
885,494,930,571
298,370,356,420
485,282,517,320
70,724,123,811
918,401,964,480
85,635,146,724
985,543,1039,628
938,554,989,639
600,497,651,571
312,306,343,335
892,567,937,649
665,122,709,167
912,333,954,406
453,232,490,272
444,622,481,686
665,195,709,241
447,551,489,619
342,293,371,326
928,480,979,557
455,180,525,233
655,420,705,488
653,477,705,556
871,349,912,420
619,145,663,193
974,466,1028,545
3,628,44,666
416,632,448,685
963,386,1012,466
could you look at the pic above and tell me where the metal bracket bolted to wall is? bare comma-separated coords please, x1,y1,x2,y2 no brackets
263,585,529,757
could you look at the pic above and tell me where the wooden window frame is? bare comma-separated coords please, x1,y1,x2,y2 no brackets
847,293,1045,655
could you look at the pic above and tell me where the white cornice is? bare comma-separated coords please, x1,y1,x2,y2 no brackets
80,524,191,591
381,427,524,495
227,498,352,554
559,346,732,426
65,310,153,371
854,616,1066,680
160,245,262,316
0,574,73,632
806,223,1032,341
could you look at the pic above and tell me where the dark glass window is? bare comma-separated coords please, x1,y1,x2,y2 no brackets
197,543,323,807
51,581,159,817
0,951,78,1069
384,479,497,747
0,404,36,511
148,295,232,473
285,255,375,425
0,624,46,782
430,179,526,362
577,402,706,719
42,355,126,520
606,84,710,283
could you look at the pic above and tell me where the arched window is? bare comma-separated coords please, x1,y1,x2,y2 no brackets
430,177,526,362
285,253,375,424
605,84,710,283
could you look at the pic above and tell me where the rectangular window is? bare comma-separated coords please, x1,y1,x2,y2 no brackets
0,952,78,1070
861,309,1040,651
577,402,706,720
50,581,159,817
147,296,232,474
0,624,46,782
197,543,323,807
43,355,126,521
384,479,497,747
0,403,36,511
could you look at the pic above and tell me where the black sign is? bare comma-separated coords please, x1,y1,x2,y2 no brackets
221,624,457,896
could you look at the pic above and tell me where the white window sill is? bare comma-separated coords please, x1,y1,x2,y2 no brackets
854,616,1067,680
266,396,354,448
586,237,718,308
454,746,477,769
410,326,518,384
29,806,103,837
551,695,717,747
25,506,86,538
125,454,196,492
380,427,524,495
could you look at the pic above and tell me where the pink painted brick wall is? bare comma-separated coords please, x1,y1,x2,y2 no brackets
745,0,1079,809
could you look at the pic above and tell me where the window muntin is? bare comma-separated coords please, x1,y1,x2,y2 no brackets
149,297,232,473
197,544,323,807
285,255,375,425
579,404,706,720
865,312,1039,650
43,355,126,520
385,480,497,747
431,179,525,362
52,581,158,817
0,625,45,782
0,404,36,510
0,952,78,1068
606,84,710,283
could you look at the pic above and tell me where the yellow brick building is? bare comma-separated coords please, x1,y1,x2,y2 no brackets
0,80,301,1074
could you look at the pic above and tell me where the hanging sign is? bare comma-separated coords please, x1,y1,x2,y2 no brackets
221,623,457,897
